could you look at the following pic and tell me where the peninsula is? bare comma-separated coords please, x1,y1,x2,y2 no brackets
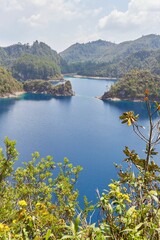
100,70,160,101
0,66,74,98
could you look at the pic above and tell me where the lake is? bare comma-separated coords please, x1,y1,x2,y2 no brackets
0,76,156,205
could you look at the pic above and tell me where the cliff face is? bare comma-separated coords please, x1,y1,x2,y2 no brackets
23,80,74,97
51,80,74,96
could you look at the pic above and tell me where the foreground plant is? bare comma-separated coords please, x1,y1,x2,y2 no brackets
0,141,83,239
98,92,160,239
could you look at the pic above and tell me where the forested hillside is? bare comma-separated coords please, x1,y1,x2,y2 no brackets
60,34,160,77
1,35,160,80
0,67,23,97
101,70,160,101
0,41,62,81
60,40,115,63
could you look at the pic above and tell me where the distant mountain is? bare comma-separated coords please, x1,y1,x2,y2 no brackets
98,34,160,63
1,35,160,80
0,41,62,81
60,40,115,63
60,34,160,77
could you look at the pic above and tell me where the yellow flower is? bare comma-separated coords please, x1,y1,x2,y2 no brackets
36,202,46,209
18,200,27,207
36,202,41,207
122,194,131,203
116,192,122,198
108,183,117,190
0,223,10,232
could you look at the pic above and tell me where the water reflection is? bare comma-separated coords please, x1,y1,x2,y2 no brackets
102,100,158,120
0,98,18,115
21,93,73,103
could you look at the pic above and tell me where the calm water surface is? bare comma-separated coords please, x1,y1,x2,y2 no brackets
0,77,157,204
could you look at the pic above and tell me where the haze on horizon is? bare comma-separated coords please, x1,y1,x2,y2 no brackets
0,0,160,52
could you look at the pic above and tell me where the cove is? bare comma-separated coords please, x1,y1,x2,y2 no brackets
0,77,156,205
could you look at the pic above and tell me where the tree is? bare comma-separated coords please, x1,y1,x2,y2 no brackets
98,90,160,239
0,140,83,239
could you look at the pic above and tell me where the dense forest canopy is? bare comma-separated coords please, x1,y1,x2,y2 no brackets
60,34,160,77
1,35,160,98
0,67,23,97
0,65,73,97
1,35,160,79
101,70,160,101
12,54,61,81
0,41,62,81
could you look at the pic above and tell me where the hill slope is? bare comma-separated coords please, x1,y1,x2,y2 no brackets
0,67,23,97
60,34,160,77
101,70,160,101
0,41,62,81
60,40,115,63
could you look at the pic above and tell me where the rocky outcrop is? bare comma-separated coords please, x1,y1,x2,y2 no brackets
23,80,74,97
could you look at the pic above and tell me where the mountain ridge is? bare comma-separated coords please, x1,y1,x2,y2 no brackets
1,34,160,79
60,34,160,77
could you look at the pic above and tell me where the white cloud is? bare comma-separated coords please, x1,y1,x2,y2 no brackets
2,0,160,51
0,0,23,11
129,0,160,12
98,0,160,35
0,0,104,51
18,0,84,27
20,14,41,27
27,0,48,6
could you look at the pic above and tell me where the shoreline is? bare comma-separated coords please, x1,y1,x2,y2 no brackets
64,74,117,81
0,91,26,99
98,97,144,102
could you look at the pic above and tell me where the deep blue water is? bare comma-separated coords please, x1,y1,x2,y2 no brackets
0,77,158,205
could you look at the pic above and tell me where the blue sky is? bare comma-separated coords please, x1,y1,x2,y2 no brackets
0,0,160,52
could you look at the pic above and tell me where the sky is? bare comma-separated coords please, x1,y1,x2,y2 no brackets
0,0,160,52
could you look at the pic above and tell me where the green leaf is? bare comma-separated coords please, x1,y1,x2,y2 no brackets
45,229,52,240
135,223,143,230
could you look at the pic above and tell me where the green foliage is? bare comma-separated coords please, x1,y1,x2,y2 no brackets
0,41,62,80
12,54,61,81
23,80,74,96
2,35,160,78
101,70,160,101
60,40,114,64
0,67,23,96
61,34,160,77
97,95,160,239
0,139,83,239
